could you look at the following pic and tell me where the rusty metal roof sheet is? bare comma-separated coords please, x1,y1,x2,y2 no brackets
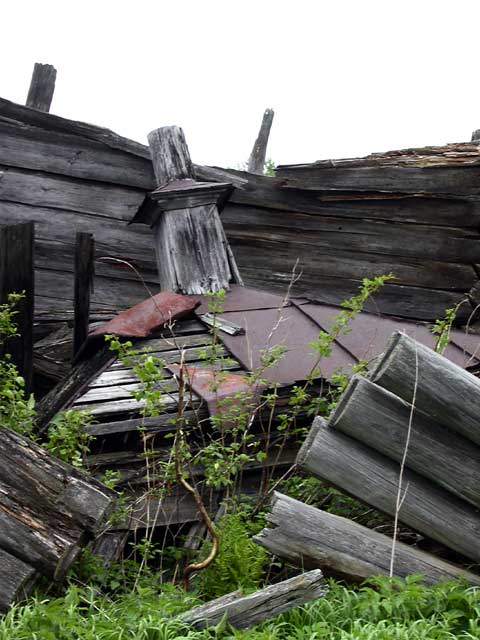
167,364,259,425
90,291,198,339
193,287,479,387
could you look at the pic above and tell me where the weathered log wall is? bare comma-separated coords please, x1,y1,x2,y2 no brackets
2,94,480,322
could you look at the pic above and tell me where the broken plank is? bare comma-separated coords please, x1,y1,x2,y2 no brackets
297,418,480,562
255,493,480,585
370,332,480,446
73,232,95,358
180,569,327,630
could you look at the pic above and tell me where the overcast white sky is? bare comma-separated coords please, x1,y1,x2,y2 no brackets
1,0,479,168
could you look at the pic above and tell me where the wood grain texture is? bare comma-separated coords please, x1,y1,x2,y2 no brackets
25,63,57,112
255,492,480,585
148,126,195,186
0,221,34,391
297,418,480,561
73,232,94,357
0,549,37,613
248,108,274,175
181,569,327,630
370,332,480,445
329,376,480,508
0,424,114,582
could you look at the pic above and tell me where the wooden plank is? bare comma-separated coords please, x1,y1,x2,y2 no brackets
276,164,480,196
198,165,480,228
26,63,57,112
0,221,34,392
73,232,94,358
370,332,480,446
180,569,327,630
0,96,153,162
35,346,116,432
228,235,477,290
0,549,37,613
0,118,153,189
248,108,274,175
297,418,480,562
0,165,145,220
222,204,480,264
328,376,480,508
255,492,480,585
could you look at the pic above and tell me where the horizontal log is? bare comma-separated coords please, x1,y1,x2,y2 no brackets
180,569,327,630
276,164,480,196
222,204,480,264
198,165,480,228
0,96,151,161
0,549,37,613
0,117,153,189
370,332,480,446
328,376,480,507
228,235,477,290
255,492,480,585
0,165,145,220
297,418,480,562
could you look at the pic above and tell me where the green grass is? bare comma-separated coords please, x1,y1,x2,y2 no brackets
1,577,478,639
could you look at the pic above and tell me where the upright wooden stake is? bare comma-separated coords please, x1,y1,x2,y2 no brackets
0,222,34,392
26,63,57,112
248,108,274,175
147,126,239,294
73,232,95,359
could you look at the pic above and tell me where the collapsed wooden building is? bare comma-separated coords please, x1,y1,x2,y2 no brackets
1,63,480,608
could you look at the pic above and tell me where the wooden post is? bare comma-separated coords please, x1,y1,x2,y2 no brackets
0,222,34,393
147,126,239,294
26,63,57,112
255,492,480,586
73,232,95,359
248,108,274,175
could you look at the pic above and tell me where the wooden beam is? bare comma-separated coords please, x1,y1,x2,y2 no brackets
147,126,239,293
255,492,480,585
297,418,480,562
0,222,34,392
248,108,274,175
328,376,480,508
370,332,480,446
26,63,57,112
180,569,327,630
73,232,95,358
0,549,37,613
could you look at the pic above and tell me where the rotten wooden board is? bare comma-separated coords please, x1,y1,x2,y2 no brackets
181,569,327,630
255,492,480,585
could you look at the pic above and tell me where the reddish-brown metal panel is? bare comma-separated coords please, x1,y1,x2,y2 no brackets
300,303,475,368
90,291,199,339
216,306,354,385
167,364,260,425
194,285,290,315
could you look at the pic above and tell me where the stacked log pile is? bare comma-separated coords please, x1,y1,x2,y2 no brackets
0,425,115,611
256,332,480,583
